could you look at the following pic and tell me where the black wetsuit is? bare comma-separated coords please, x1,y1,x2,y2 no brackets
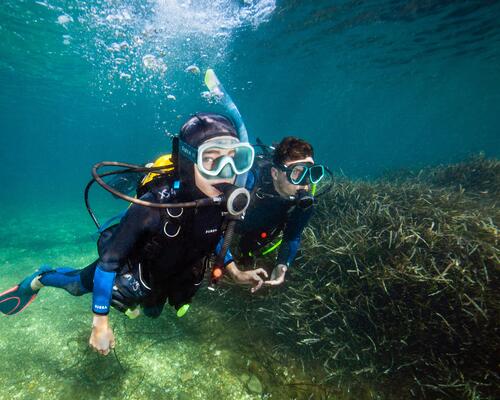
233,162,313,267
40,180,226,317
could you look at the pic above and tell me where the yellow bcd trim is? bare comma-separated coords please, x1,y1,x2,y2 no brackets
140,154,174,187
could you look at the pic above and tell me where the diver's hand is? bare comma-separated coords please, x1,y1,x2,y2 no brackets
226,262,268,293
89,314,115,356
242,268,269,293
264,264,287,286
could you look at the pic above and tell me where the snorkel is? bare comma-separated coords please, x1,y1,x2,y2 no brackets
204,69,250,188
203,69,252,286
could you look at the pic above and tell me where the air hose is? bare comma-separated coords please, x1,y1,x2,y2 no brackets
85,161,225,229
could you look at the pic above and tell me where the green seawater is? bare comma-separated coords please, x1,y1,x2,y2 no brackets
1,1,499,399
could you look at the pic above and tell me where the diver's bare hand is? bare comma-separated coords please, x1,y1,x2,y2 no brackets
241,268,268,293
264,264,287,287
226,262,268,293
89,314,115,356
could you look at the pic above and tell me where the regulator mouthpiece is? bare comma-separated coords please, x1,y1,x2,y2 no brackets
294,189,314,209
214,183,250,216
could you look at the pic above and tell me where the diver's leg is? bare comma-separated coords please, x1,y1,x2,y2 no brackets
38,260,98,296
40,260,147,315
0,260,98,315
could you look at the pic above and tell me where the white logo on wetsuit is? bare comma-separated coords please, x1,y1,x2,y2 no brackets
159,189,170,200
205,228,218,234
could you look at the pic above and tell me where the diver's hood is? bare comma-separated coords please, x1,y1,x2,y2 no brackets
179,113,238,147
177,156,206,200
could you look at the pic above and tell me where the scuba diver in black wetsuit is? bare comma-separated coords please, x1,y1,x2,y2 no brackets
230,136,327,286
0,113,268,356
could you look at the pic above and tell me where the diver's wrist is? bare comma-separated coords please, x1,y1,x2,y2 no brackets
92,314,109,329
225,261,238,276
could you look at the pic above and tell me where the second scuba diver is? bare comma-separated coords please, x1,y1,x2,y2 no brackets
0,113,269,355
231,136,325,286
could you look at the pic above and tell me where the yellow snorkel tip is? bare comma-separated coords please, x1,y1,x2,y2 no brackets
204,69,220,91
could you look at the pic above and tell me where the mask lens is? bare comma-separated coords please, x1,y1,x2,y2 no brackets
232,146,254,172
309,165,325,184
198,140,254,177
289,165,308,185
201,151,220,172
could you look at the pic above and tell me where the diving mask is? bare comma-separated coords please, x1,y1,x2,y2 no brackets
179,137,255,179
277,162,325,185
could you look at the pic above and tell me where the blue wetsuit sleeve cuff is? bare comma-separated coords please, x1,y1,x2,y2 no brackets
92,266,116,315
277,238,300,267
223,249,234,267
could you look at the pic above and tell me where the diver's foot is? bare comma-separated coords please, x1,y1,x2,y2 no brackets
20,265,52,292
0,266,51,315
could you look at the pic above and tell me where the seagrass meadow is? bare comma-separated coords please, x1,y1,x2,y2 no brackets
214,155,499,400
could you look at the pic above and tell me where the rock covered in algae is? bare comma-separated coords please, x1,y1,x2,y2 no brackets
246,374,263,394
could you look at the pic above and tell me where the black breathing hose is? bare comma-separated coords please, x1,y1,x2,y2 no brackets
215,219,236,268
85,161,225,229
90,161,223,209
